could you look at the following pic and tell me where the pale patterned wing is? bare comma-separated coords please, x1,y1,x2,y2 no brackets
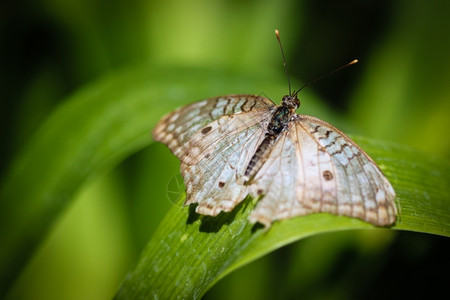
182,111,269,215
247,129,302,227
153,95,276,216
152,94,275,160
249,114,397,227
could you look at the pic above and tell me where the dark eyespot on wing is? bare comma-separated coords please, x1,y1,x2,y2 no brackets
201,126,212,134
323,170,333,181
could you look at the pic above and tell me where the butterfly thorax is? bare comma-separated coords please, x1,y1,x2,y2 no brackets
266,105,291,135
243,95,299,184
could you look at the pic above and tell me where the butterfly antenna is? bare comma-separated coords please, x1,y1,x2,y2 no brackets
296,59,358,93
275,29,292,96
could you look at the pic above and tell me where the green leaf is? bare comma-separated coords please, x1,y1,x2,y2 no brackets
0,65,289,295
1,64,448,299
115,139,450,299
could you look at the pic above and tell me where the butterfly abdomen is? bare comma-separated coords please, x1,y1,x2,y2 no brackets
243,135,276,184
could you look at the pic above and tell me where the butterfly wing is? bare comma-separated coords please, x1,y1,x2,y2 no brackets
249,114,397,227
153,95,276,215
153,94,275,158
247,128,302,227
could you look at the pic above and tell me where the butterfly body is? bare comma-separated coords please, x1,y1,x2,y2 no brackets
153,94,397,228
244,96,297,183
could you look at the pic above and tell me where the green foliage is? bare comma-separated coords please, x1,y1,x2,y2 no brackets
115,136,449,299
1,63,449,298
0,65,287,296
1,0,449,299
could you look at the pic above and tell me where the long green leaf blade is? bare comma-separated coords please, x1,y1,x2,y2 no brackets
0,65,287,295
1,64,448,299
115,138,449,299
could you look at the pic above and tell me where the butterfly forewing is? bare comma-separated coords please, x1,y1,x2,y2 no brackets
153,94,275,158
178,105,274,166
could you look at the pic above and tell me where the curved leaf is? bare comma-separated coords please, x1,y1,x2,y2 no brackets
0,65,288,295
1,63,448,299
115,137,449,299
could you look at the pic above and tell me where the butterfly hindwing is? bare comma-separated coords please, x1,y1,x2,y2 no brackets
248,119,341,227
247,129,303,227
182,114,267,215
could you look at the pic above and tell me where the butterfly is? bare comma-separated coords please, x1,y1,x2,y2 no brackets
152,31,397,228
152,91,397,228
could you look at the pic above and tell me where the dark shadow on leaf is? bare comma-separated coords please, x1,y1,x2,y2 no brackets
186,203,200,225
251,222,265,233
185,196,254,233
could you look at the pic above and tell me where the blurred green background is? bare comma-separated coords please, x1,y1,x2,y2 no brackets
1,0,449,299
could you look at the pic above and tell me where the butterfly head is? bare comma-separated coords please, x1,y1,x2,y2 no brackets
281,91,300,111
